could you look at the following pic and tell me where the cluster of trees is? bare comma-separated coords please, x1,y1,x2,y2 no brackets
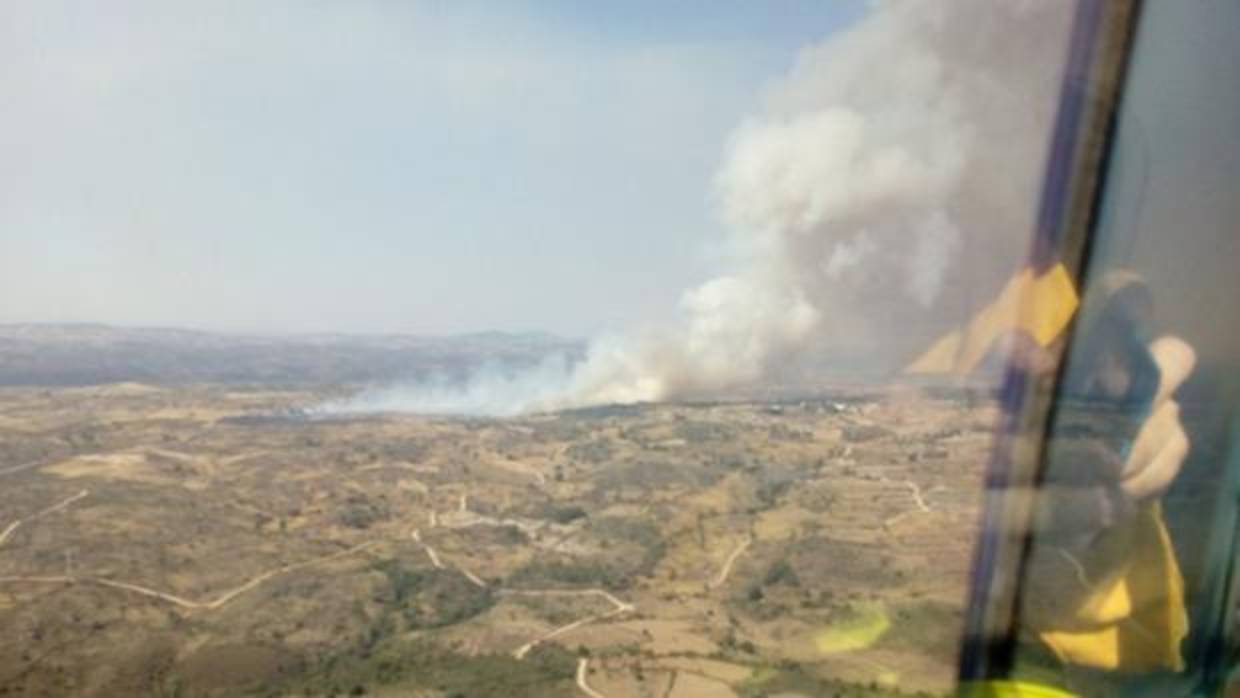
374,560,495,629
545,504,587,524
509,557,627,591
338,493,389,530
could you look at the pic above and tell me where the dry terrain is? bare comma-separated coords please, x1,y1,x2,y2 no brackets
0,382,998,697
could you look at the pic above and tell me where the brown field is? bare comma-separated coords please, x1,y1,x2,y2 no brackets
0,383,994,697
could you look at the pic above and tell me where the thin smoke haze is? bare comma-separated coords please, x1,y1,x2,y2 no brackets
317,354,576,417
326,0,1073,417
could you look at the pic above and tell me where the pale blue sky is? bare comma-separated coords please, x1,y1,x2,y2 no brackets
1,1,866,337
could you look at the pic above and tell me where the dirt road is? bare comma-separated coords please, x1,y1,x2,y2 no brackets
410,528,444,569
576,658,607,698
0,490,90,549
709,537,751,589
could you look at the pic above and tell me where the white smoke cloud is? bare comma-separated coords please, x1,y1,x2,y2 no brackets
318,354,576,417
331,0,1074,415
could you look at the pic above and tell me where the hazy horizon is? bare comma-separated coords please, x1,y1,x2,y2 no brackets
0,318,584,341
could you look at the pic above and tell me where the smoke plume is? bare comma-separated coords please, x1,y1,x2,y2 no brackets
329,0,1075,416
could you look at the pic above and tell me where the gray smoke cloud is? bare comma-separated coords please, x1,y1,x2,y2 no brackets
328,0,1075,416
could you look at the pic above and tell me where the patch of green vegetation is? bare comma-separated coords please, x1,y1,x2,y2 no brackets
762,559,800,587
268,637,576,697
589,515,666,577
508,516,666,591
877,600,962,664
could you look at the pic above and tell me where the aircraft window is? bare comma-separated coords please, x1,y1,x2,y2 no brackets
963,1,1240,695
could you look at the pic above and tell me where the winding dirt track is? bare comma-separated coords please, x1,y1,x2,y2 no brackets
504,588,635,659
0,490,90,549
0,541,376,611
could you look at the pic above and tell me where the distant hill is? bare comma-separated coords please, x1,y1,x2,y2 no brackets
0,324,583,387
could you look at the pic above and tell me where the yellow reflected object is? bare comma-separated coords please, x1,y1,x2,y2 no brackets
814,601,891,654
906,263,1079,374
958,679,1079,698
1038,501,1187,672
